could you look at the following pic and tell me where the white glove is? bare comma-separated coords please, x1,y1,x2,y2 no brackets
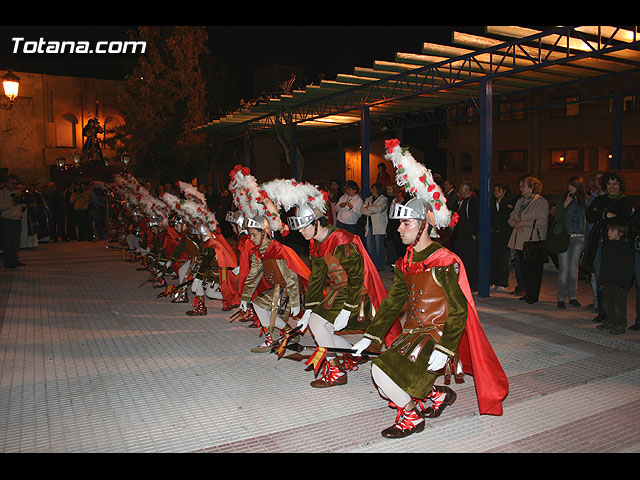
240,300,249,312
165,260,172,268
290,305,300,317
232,266,240,275
351,338,371,356
333,309,351,331
427,349,449,372
297,309,312,330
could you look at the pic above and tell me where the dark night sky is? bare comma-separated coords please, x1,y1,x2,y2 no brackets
0,25,489,102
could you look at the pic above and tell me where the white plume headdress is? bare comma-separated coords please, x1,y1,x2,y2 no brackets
228,165,283,232
177,181,219,232
384,138,457,229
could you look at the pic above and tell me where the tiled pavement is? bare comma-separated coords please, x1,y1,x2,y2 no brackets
2,240,640,453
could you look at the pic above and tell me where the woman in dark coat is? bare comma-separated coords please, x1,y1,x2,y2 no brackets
585,171,634,322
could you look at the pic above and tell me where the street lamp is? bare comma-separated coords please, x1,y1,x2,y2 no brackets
1,70,20,110
56,157,66,169
121,152,130,172
73,151,81,166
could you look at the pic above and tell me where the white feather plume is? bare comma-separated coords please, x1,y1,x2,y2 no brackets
261,179,327,214
384,139,453,229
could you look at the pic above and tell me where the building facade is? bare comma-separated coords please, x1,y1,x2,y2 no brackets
0,70,127,184
442,94,640,198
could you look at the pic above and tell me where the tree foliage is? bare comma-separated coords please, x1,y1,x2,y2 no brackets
112,26,234,182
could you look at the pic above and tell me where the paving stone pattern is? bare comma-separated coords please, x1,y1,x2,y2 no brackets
1,241,640,452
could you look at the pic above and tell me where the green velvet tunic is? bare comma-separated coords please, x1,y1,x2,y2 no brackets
364,242,468,399
305,225,373,330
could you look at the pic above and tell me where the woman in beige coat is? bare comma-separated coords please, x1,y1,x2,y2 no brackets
508,176,549,304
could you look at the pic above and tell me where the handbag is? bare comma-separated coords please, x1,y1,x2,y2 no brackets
545,217,570,254
523,219,548,264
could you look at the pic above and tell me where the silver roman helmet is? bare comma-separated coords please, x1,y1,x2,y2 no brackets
390,197,431,220
225,210,246,230
245,214,271,235
190,222,211,241
287,202,324,230
391,197,439,238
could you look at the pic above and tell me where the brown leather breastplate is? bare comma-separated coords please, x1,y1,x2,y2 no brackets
404,269,448,337
184,236,200,259
262,257,285,287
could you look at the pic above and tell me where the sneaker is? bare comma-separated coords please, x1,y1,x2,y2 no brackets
557,301,566,309
568,299,581,307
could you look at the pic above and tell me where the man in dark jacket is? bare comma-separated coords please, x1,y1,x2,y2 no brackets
585,171,634,322
453,180,479,291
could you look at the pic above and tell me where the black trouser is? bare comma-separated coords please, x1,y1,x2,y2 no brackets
0,217,21,267
490,234,510,287
455,235,478,291
74,210,89,240
522,258,544,301
602,284,628,331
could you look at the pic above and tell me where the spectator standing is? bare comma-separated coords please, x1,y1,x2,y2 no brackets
387,185,407,264
65,183,77,240
47,181,67,241
554,176,587,308
335,180,362,235
360,183,389,271
443,179,459,213
0,174,25,268
453,180,479,291
20,185,38,248
88,183,106,241
596,221,634,335
70,183,90,241
585,171,634,323
328,179,341,226
375,163,391,186
627,207,640,331
585,171,605,313
490,183,513,291
507,176,549,304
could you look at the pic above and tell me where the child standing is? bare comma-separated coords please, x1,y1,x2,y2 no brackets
597,221,635,334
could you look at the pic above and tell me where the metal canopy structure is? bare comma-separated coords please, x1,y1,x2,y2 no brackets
195,26,640,139
195,26,640,298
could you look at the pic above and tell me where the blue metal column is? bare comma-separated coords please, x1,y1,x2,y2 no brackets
611,95,623,171
478,79,493,298
244,134,251,167
361,105,370,200
290,119,298,180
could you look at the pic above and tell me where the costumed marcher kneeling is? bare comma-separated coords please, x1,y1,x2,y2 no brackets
351,139,509,439
177,183,239,316
285,184,402,389
240,214,310,352
226,209,264,327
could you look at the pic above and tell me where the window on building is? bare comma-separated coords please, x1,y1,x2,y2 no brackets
621,146,640,170
550,148,582,170
56,113,78,148
608,95,636,113
498,150,527,171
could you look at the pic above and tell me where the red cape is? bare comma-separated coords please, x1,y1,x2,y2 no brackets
310,228,402,347
400,246,509,416
250,238,311,290
202,232,240,304
162,226,181,257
